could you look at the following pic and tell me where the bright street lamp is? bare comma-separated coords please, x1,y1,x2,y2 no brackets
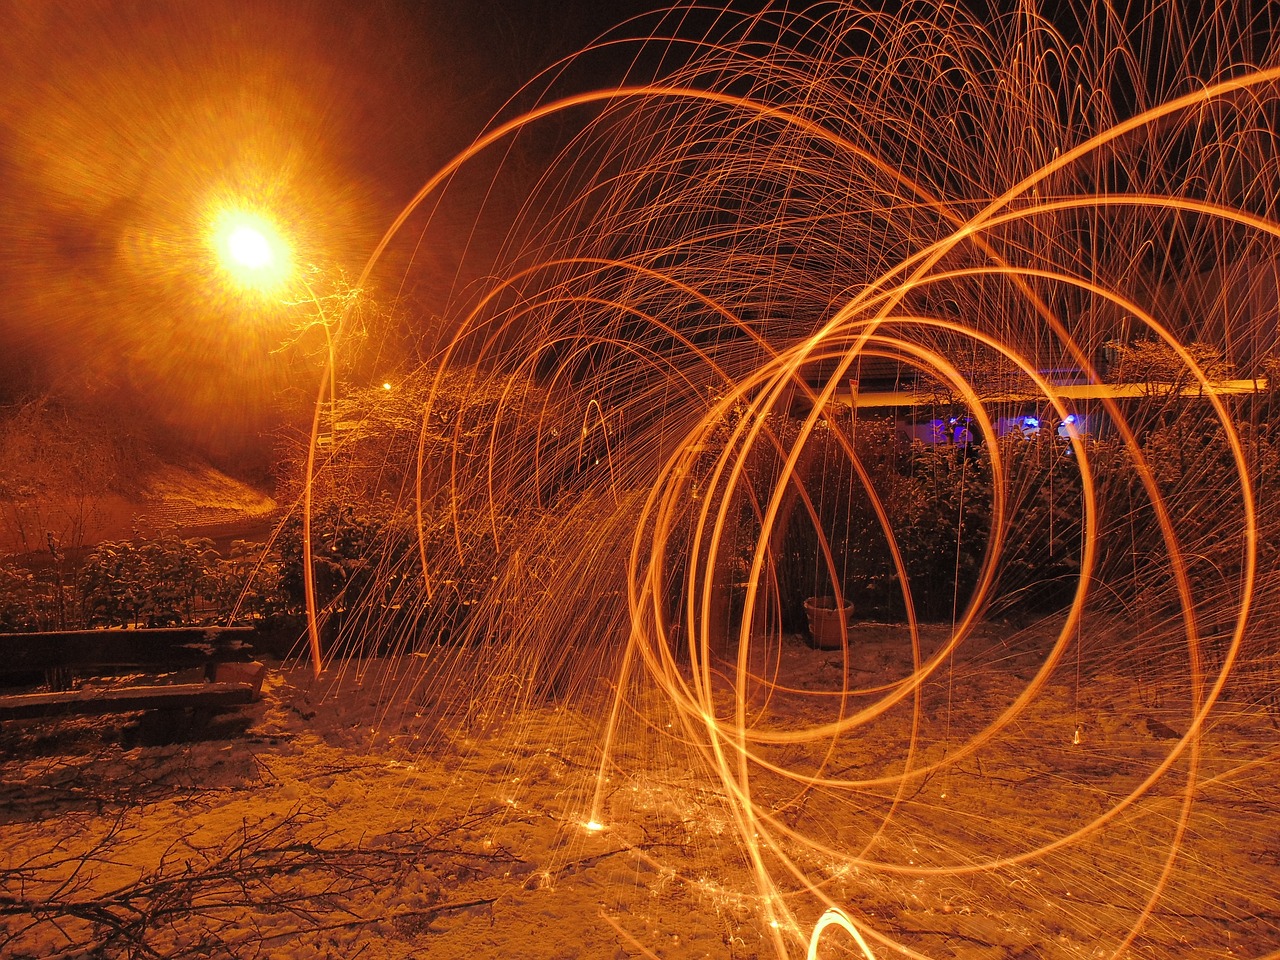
211,209,292,294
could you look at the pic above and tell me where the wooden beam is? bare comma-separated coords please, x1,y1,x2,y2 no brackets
0,626,260,675
835,377,1270,408
0,681,260,720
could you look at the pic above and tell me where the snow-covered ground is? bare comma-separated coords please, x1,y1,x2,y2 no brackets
0,460,277,558
3,622,1279,959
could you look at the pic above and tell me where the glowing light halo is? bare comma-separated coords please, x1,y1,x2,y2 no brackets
313,3,1276,956
210,207,292,294
226,224,272,269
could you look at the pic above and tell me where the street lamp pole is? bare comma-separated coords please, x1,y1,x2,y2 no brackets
210,211,335,679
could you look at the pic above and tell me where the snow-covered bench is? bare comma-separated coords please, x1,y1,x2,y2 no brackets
0,626,266,720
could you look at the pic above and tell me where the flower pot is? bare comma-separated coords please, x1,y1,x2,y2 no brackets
804,596,853,649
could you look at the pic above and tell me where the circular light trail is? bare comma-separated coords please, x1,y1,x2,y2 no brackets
306,3,1280,957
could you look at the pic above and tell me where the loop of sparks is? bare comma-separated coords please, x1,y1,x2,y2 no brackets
304,3,1280,956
